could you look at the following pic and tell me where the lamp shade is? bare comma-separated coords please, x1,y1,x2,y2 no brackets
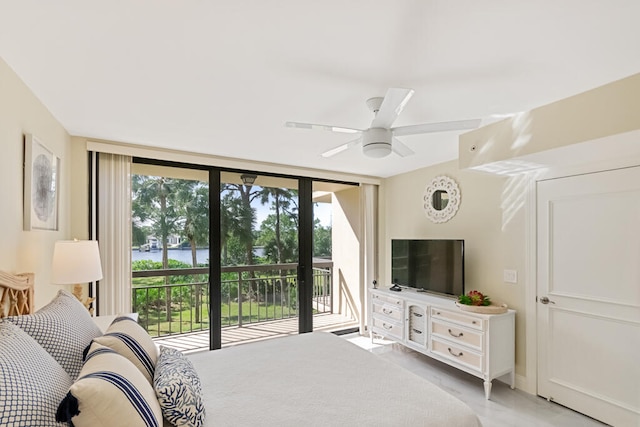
51,240,103,285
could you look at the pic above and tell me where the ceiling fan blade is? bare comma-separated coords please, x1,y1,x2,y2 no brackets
285,121,361,134
371,88,415,129
321,137,361,158
392,119,482,136
392,138,415,157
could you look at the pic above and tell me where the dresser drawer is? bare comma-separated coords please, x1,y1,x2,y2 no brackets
431,319,483,351
431,338,483,372
372,317,403,341
431,307,484,331
407,305,427,334
371,292,404,308
372,302,403,321
408,325,427,346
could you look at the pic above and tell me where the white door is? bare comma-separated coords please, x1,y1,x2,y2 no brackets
537,166,640,427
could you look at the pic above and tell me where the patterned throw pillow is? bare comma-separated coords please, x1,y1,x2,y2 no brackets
93,316,158,383
0,321,73,427
57,342,163,427
154,346,206,427
4,289,102,380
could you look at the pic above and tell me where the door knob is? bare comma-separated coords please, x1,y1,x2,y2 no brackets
539,296,556,305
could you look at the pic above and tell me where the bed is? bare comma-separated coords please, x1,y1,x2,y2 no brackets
0,271,481,427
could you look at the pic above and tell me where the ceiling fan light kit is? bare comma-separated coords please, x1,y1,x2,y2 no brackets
362,128,392,158
285,87,481,159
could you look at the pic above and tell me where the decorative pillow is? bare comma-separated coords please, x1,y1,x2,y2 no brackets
57,342,163,427
154,346,206,427
4,289,102,380
0,320,73,427
93,316,158,383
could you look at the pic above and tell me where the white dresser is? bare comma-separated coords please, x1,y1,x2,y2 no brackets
370,287,515,399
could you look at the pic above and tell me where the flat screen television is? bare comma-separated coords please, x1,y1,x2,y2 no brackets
391,239,464,298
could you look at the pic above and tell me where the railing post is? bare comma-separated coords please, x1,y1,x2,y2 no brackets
237,272,243,328
328,268,333,313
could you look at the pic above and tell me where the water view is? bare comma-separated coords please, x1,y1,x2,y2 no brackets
132,248,210,264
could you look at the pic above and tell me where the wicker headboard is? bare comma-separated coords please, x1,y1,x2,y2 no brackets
0,271,35,318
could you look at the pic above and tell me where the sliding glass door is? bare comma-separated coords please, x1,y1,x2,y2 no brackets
216,172,308,346
130,163,210,340
119,157,359,351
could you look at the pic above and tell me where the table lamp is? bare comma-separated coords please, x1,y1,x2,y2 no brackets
52,239,103,314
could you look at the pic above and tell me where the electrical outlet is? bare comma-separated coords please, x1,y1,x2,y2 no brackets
503,269,518,284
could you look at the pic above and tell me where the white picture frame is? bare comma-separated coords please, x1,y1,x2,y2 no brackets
23,134,59,231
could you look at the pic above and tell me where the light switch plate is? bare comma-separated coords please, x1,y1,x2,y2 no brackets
503,269,518,284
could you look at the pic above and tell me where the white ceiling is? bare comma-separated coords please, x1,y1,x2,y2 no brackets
1,1,639,178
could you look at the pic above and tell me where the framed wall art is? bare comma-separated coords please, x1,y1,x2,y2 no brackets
23,134,59,231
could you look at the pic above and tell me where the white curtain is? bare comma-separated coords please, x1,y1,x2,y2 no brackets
96,153,132,315
360,183,378,334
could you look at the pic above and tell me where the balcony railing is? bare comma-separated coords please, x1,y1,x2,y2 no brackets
132,261,333,338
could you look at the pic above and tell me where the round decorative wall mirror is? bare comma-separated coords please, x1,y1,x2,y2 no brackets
423,176,461,223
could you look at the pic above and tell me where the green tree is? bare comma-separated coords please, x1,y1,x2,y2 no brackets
173,181,209,266
173,180,210,322
132,223,149,247
220,189,256,266
258,188,298,264
132,175,184,320
220,182,261,302
313,219,332,258
257,213,298,263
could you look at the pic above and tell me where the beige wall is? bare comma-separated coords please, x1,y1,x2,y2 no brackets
459,73,640,170
331,187,362,321
0,56,72,308
379,161,527,378
69,136,91,241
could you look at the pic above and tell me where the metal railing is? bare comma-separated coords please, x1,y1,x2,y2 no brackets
132,262,332,337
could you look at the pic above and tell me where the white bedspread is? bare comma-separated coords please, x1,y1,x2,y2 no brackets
188,332,481,427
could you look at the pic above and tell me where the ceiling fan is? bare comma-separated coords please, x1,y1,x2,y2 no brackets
285,88,481,158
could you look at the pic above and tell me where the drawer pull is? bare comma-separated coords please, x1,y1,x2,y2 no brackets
436,311,441,315
383,323,393,330
412,329,422,334
412,312,423,318
472,320,478,325
382,308,393,315
448,348,463,357
448,329,463,338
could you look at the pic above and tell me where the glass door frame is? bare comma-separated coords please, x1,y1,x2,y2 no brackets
130,157,357,350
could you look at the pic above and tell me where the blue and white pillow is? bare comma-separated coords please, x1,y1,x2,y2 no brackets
93,316,158,383
4,289,102,380
0,320,73,427
57,342,163,427
154,346,206,427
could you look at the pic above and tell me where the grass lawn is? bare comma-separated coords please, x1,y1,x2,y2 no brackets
140,301,298,336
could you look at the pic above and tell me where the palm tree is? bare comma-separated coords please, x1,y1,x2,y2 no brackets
132,175,183,321
220,190,255,265
173,180,210,323
259,188,298,264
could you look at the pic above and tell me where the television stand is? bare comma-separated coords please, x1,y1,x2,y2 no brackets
369,287,515,400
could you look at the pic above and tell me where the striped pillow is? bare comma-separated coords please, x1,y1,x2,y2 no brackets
57,342,162,427
93,316,158,383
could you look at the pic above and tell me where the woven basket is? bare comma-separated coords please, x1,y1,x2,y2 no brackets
455,302,508,314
